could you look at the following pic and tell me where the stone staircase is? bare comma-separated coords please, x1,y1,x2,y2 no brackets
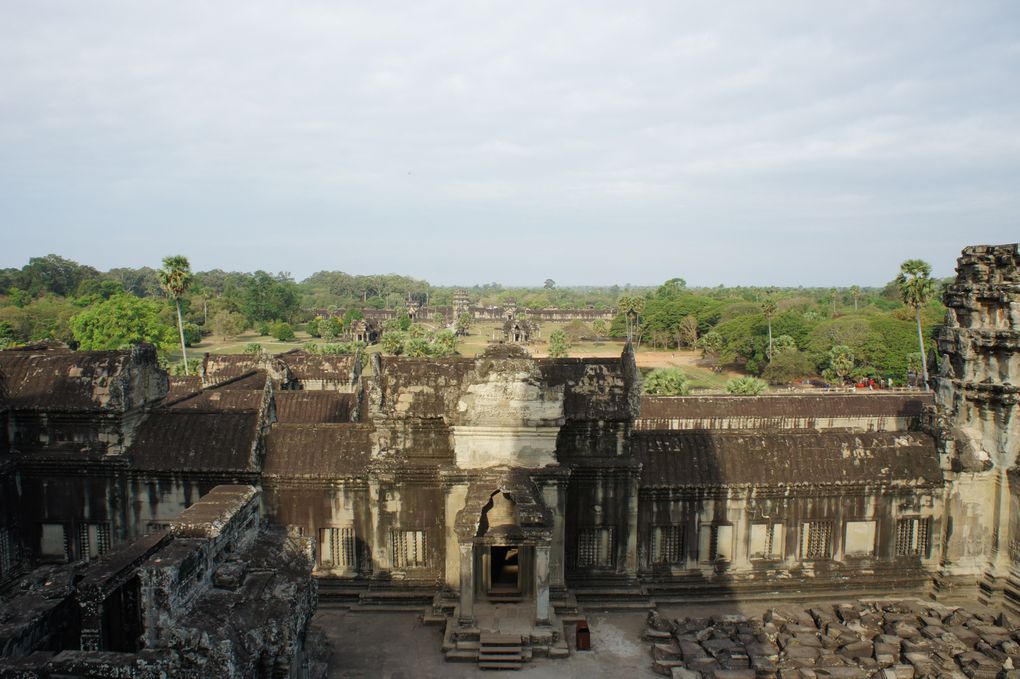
478,633,524,671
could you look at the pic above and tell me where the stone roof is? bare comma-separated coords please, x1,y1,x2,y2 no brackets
633,430,942,489
274,391,355,423
128,411,259,472
166,375,202,401
277,350,359,383
262,424,372,478
0,345,166,412
202,354,283,386
168,388,264,412
638,393,932,424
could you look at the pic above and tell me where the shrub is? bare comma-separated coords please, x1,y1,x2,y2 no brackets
642,368,691,396
548,329,570,358
318,317,343,340
182,322,202,347
243,343,263,354
725,376,768,395
270,321,295,342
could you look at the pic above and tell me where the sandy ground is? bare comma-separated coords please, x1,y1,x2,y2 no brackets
311,607,660,679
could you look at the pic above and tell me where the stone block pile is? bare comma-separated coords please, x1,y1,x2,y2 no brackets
644,601,1020,678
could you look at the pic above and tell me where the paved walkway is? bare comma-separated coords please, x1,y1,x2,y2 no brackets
312,608,659,678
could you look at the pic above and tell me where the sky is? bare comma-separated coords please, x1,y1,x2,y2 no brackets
1,2,1018,287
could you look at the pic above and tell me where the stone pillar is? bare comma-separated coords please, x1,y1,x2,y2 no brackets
541,481,567,590
625,471,640,577
458,543,474,625
535,544,551,625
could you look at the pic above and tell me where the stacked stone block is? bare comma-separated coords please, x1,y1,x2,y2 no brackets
646,601,1020,678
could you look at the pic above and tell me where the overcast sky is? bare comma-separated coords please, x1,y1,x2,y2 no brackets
1,2,1017,286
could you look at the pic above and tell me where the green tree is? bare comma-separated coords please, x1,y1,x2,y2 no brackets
548,329,570,358
896,259,936,389
319,317,344,340
618,296,644,342
823,344,855,385
697,330,724,370
8,288,31,308
238,271,300,325
761,296,777,362
456,312,472,336
405,337,432,357
591,319,609,344
676,314,699,349
0,320,16,348
642,368,691,395
243,343,262,354
725,376,768,395
212,310,247,339
182,322,201,347
772,334,797,354
21,254,99,297
544,278,556,289
431,330,459,356
157,255,194,375
762,349,813,385
380,331,407,355
70,294,175,350
849,285,862,311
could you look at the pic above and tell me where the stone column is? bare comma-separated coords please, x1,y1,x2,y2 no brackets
458,543,474,625
535,544,551,625
625,471,640,577
541,481,567,590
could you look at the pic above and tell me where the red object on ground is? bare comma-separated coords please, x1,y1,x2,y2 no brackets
576,620,591,650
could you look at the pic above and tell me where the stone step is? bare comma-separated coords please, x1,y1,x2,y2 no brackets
479,648,522,656
348,604,430,613
445,649,478,662
478,632,525,670
479,661,522,670
480,633,523,645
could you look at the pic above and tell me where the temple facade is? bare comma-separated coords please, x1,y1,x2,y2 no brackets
0,243,1017,674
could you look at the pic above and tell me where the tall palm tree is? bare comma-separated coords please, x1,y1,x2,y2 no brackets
849,285,862,311
895,259,936,390
761,296,777,362
830,287,838,316
618,296,644,343
158,255,194,375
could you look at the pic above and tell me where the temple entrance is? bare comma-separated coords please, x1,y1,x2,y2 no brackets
489,545,520,593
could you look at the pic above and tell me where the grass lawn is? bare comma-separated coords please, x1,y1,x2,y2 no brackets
168,330,315,362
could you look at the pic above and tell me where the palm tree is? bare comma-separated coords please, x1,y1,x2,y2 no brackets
849,285,862,311
895,259,936,390
829,287,838,316
618,296,644,342
761,296,777,362
158,255,194,375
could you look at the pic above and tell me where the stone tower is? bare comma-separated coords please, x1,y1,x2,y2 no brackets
934,243,1020,605
453,290,471,319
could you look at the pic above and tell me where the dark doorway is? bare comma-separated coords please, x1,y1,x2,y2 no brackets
489,545,520,593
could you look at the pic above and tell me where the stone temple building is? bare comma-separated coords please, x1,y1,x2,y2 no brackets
0,243,1017,676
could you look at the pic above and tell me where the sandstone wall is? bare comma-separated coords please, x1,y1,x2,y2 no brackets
934,243,1020,605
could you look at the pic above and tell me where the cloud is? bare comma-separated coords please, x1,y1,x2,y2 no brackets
0,0,1018,285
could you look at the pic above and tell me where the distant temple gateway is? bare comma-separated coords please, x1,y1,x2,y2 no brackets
0,243,1017,675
